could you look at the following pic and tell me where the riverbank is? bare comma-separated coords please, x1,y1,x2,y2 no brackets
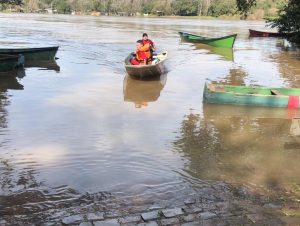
2,181,300,225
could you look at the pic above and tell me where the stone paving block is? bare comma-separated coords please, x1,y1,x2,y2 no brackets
141,210,160,221
183,214,198,222
182,206,203,214
184,198,196,205
93,219,120,226
119,215,141,224
162,208,183,218
79,222,93,226
137,221,159,226
61,214,83,225
148,205,164,211
198,212,217,220
87,212,104,221
181,222,202,226
160,217,180,226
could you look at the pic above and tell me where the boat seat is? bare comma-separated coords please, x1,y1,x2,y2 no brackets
270,89,283,95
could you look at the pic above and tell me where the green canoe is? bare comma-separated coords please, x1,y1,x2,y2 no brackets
203,83,300,108
0,46,59,61
179,32,237,48
0,54,20,72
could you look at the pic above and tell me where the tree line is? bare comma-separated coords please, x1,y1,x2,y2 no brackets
0,0,284,18
0,0,299,44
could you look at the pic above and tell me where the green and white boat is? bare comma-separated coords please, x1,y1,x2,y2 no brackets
203,83,300,108
179,32,237,48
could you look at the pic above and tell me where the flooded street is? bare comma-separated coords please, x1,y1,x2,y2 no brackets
1,13,300,224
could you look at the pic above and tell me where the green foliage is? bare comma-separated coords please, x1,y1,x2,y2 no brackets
172,0,199,16
236,0,257,18
0,0,23,5
268,0,300,44
209,0,237,17
53,0,71,13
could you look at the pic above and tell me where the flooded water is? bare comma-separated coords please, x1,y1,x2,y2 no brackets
1,13,300,221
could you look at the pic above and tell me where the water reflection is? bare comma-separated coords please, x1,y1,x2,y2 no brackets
174,106,300,191
123,74,167,108
25,60,60,72
0,70,24,91
195,44,234,61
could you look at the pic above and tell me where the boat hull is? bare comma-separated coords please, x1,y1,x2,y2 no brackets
124,52,167,79
203,83,300,108
0,46,59,61
0,54,20,72
179,32,237,48
249,29,282,37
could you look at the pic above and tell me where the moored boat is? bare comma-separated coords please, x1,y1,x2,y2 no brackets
179,32,237,48
124,52,168,79
249,29,282,37
203,82,300,108
0,46,59,61
0,54,21,73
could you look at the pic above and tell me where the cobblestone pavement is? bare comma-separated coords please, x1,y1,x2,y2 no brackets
2,182,300,225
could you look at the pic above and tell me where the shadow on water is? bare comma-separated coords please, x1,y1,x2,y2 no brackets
0,70,25,91
24,60,60,72
123,74,167,108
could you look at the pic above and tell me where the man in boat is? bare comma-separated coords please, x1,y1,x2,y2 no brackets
142,33,155,60
131,40,151,65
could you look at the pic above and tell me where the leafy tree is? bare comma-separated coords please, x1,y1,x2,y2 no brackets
236,0,256,18
0,0,23,5
209,0,236,17
53,0,71,13
172,0,199,16
268,0,300,44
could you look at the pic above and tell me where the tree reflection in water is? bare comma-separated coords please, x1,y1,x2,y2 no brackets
174,107,300,194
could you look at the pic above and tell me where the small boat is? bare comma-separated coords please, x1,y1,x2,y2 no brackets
179,32,237,48
203,82,300,108
0,46,59,61
249,29,282,37
0,54,21,73
124,52,168,78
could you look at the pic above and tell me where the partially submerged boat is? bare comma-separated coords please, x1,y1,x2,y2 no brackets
0,46,59,61
203,83,300,108
124,52,168,79
179,32,237,48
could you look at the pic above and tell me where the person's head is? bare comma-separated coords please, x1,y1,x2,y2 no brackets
142,33,148,41
136,39,143,48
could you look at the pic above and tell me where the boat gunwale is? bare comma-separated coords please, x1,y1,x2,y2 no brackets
206,83,300,98
179,32,237,42
124,52,168,69
0,46,59,54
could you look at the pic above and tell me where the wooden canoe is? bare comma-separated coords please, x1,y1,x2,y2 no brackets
179,32,237,48
0,54,21,72
249,29,282,37
0,46,59,61
124,52,168,79
203,83,300,108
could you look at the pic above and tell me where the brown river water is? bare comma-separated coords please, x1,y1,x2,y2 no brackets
1,13,300,222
